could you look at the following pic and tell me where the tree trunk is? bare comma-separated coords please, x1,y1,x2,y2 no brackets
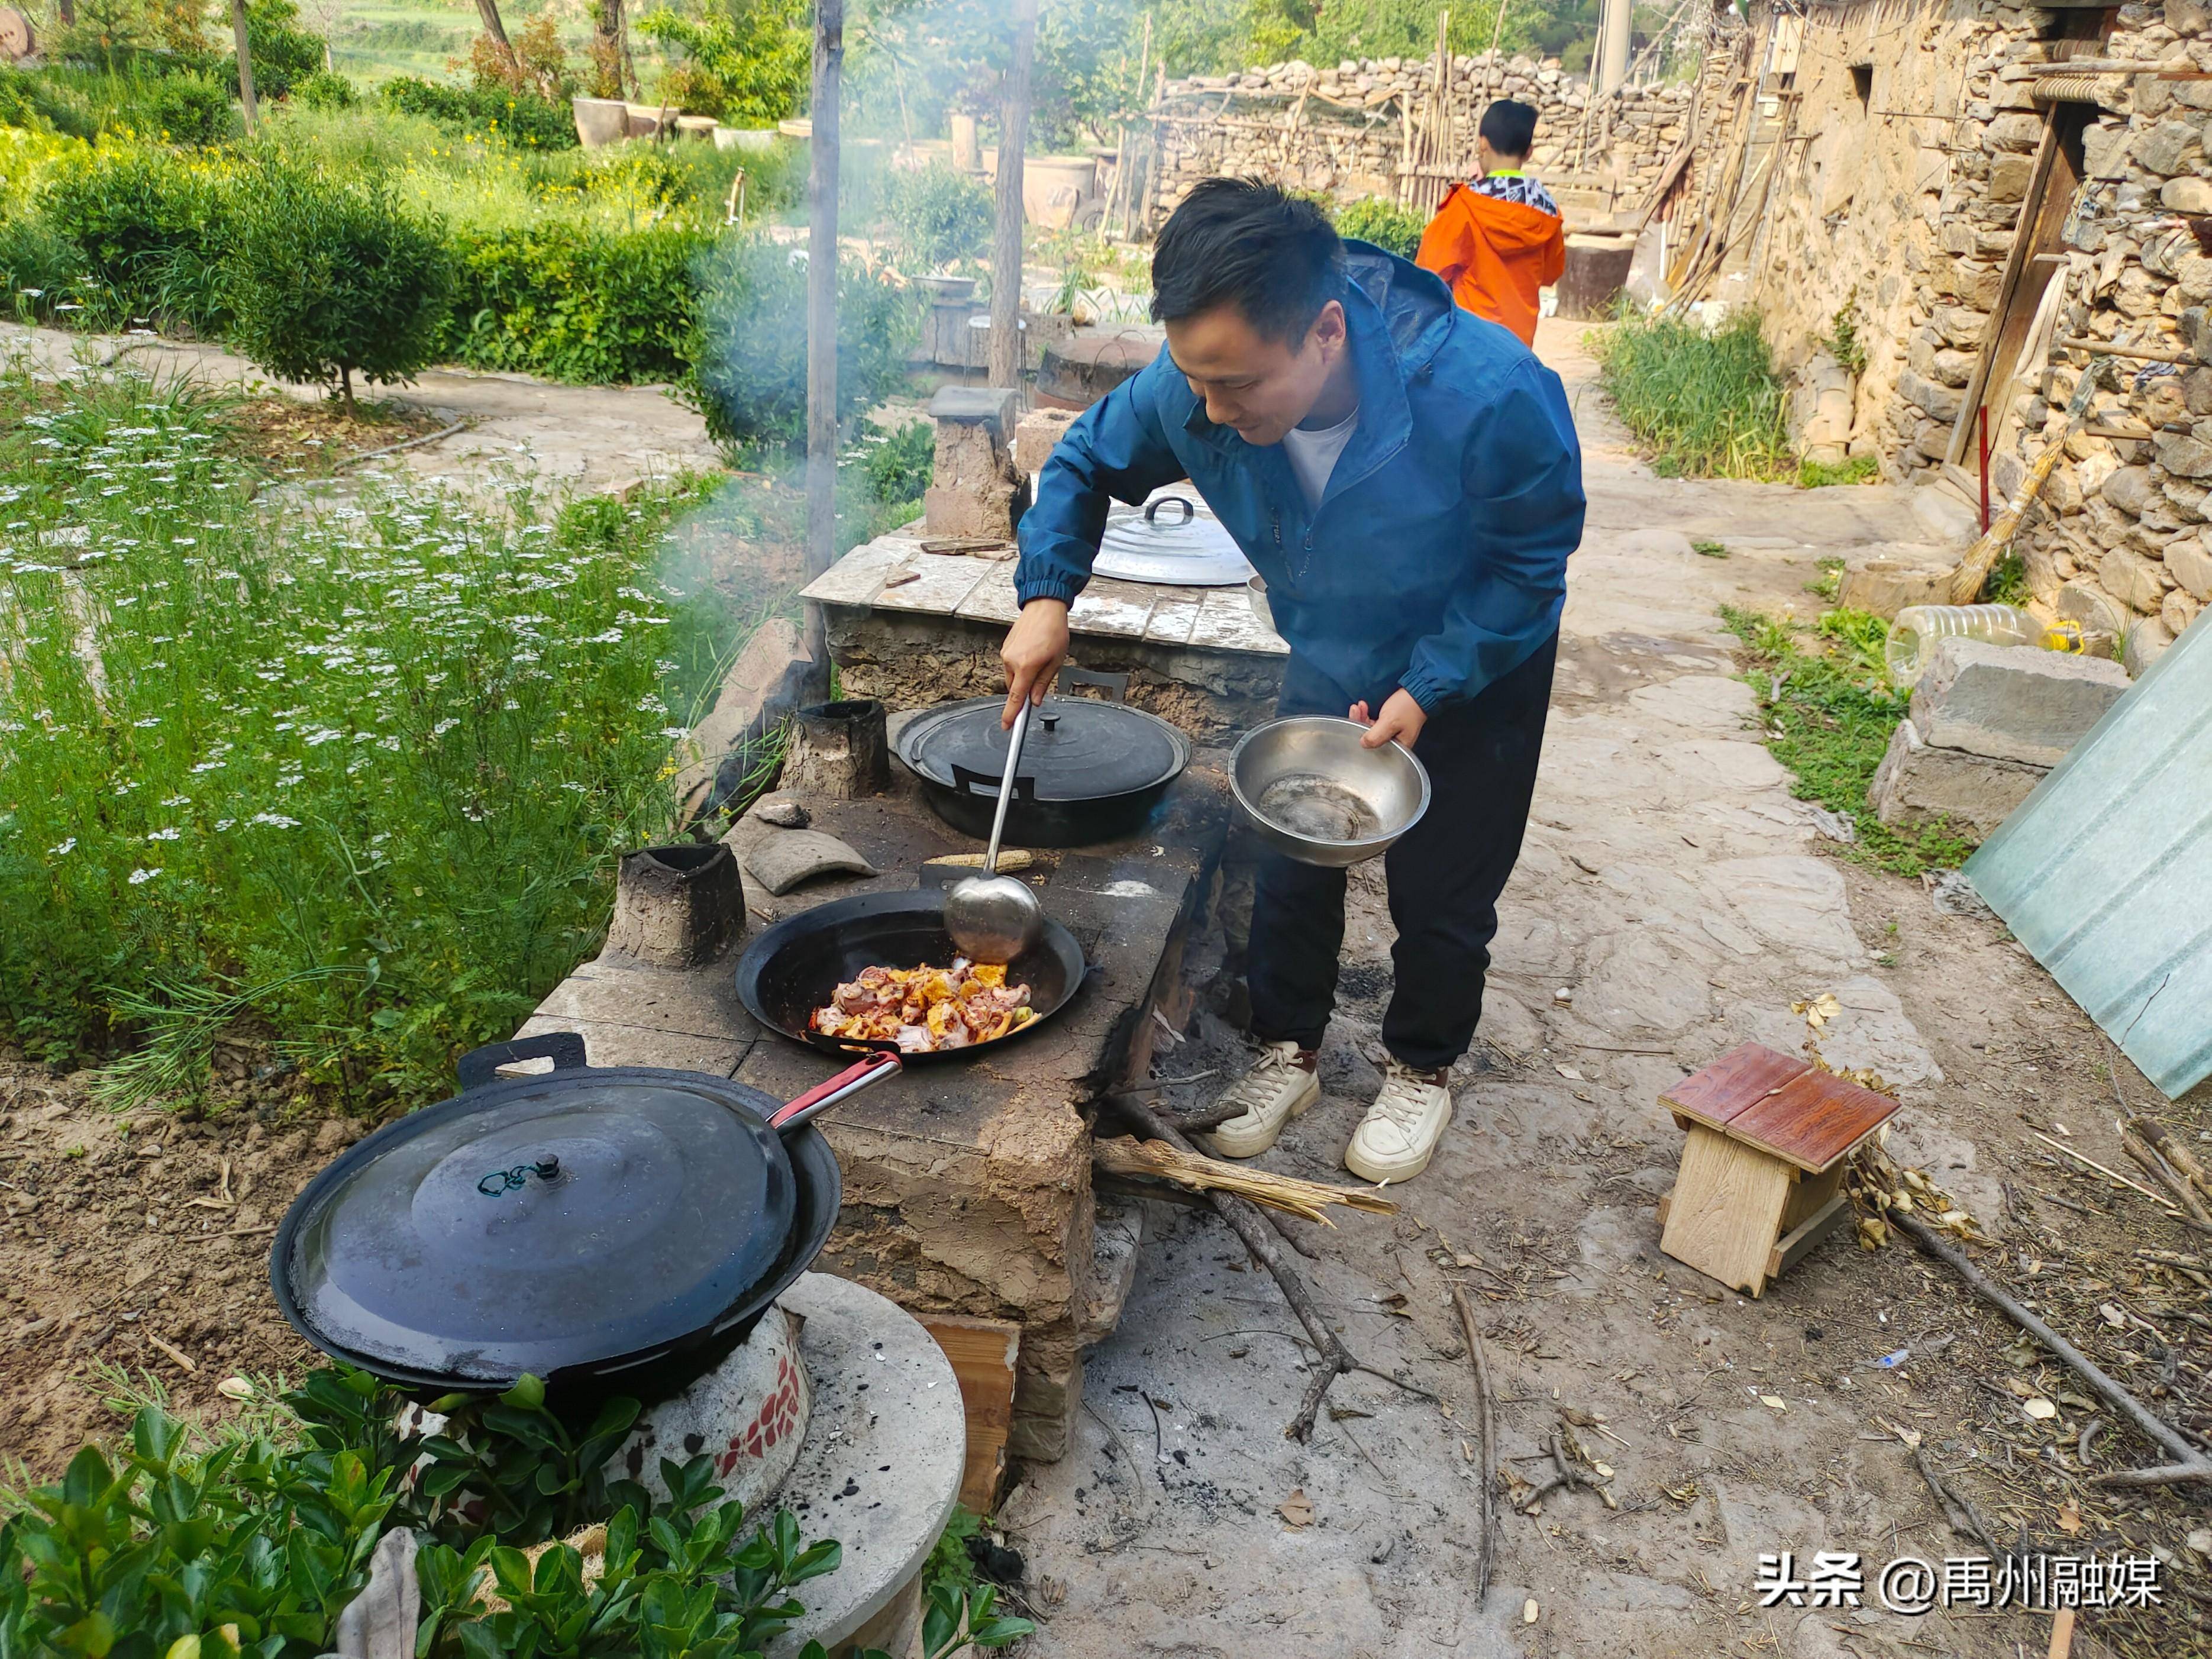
801,0,843,699
340,365,354,411
473,0,512,56
988,0,1037,389
56,0,75,26
230,0,258,134
594,0,630,101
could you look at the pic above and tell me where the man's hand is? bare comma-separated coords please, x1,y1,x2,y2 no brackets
1348,689,1427,750
1001,599,1071,728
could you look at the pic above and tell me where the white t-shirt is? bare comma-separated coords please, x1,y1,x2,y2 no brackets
1279,405,1358,511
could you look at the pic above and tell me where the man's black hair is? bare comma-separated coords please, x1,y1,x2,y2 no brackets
1150,178,1347,344
1479,99,1539,160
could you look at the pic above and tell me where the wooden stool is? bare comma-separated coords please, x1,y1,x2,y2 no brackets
1655,1043,1899,1297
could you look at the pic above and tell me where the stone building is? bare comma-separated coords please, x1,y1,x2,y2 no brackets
1742,0,2212,670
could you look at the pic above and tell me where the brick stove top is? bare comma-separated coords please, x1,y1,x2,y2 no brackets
513,749,1235,1471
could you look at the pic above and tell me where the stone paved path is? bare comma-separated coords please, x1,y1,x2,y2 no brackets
0,322,722,498
991,324,2057,1659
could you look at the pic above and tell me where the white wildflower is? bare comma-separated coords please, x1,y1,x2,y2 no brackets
248,813,300,828
147,828,180,842
128,867,160,885
49,838,76,856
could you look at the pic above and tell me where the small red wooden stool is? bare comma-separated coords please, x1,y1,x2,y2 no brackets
1655,1042,1899,1297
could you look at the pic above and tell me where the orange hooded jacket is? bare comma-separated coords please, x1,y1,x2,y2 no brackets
1415,181,1566,348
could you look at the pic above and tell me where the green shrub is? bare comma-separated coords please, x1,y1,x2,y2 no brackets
444,219,710,384
379,74,579,149
223,0,327,101
145,71,234,144
225,162,453,405
1796,452,1878,489
1594,306,1795,480
34,142,233,328
0,216,88,317
636,0,809,126
292,67,360,111
1335,196,1426,260
0,64,92,135
881,162,992,273
863,418,934,506
689,231,915,447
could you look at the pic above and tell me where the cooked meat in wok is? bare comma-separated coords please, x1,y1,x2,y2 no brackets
810,960,1036,1053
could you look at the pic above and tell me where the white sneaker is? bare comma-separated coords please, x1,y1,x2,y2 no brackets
1344,1060,1454,1183
1207,1040,1320,1159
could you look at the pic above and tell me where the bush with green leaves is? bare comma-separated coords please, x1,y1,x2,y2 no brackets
1333,196,1426,261
636,0,809,127
145,73,234,144
861,419,934,509
880,163,993,274
689,233,915,450
1593,305,1795,480
33,140,235,330
379,74,579,149
291,67,359,112
221,0,327,102
0,216,89,318
443,220,711,385
0,63,92,135
224,162,453,406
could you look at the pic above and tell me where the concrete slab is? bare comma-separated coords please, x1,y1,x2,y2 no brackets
1908,636,2130,768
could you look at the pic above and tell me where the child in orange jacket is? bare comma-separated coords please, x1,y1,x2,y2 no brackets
1415,99,1565,348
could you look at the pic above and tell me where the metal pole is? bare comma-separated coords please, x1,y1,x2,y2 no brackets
989,0,1038,390
230,0,258,134
803,0,844,693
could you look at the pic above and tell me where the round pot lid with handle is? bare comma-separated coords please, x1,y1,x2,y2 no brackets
1093,491,1255,587
897,690,1189,805
272,1032,804,1390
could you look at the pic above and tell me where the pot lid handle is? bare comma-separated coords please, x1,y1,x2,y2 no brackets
1144,495,1196,528
457,1031,589,1092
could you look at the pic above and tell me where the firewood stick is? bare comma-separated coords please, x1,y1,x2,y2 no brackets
1449,1284,1497,1603
2130,1116,2212,1205
2028,1131,2185,1219
1091,1137,1396,1224
1106,1095,1359,1442
1890,1209,2212,1489
2122,1129,2212,1230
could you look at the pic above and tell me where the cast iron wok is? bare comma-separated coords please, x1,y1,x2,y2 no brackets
734,889,1087,1063
269,1032,888,1403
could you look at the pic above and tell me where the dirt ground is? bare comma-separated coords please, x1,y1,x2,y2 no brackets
3,322,2207,1658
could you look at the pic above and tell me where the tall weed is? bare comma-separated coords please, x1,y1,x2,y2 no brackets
1594,307,1794,480
0,358,714,1104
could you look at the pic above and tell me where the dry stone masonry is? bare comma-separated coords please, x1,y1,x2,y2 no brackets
1752,0,2212,669
1144,46,1739,230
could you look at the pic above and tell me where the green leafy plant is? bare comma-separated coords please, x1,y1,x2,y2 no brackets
1820,293,1868,377
1796,453,1877,489
636,0,810,127
409,1374,644,1547
224,0,329,101
379,75,579,150
0,1405,394,1655
1594,305,1794,480
1333,196,1425,261
1723,603,1977,877
443,219,711,386
880,164,993,274
1808,554,1845,601
224,161,453,406
146,73,234,144
861,419,934,508
35,141,233,328
292,68,360,112
1691,538,1728,559
688,231,915,450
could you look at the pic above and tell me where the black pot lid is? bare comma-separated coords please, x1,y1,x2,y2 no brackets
275,1068,795,1386
899,695,1189,801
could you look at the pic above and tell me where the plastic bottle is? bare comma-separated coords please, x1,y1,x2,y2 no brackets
1883,603,2038,687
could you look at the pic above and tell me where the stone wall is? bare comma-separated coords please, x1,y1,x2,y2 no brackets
1144,43,1742,230
1753,0,2212,670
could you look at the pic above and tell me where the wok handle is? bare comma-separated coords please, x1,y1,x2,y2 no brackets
457,1031,587,1092
771,1050,902,1134
950,763,1036,801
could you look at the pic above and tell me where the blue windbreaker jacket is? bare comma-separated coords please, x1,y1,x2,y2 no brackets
1013,243,1585,712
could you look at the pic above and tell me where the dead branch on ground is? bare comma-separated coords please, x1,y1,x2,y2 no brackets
1091,1135,1396,1224
1105,1095,1361,1441
1911,1442,1998,1551
1449,1283,1497,1604
1891,1208,2212,1489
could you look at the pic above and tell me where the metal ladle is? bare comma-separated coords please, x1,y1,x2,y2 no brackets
944,696,1044,965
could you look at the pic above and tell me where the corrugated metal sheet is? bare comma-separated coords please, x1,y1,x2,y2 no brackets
1966,619,2212,1100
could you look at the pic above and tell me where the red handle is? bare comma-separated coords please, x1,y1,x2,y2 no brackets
770,1050,902,1132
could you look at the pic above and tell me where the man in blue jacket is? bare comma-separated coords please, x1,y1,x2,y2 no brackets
1003,179,1584,1184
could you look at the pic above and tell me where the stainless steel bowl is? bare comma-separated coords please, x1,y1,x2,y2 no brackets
1229,716,1430,867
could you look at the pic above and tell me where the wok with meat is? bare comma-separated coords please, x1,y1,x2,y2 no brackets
810,960,1036,1054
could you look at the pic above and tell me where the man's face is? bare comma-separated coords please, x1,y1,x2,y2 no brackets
1163,300,1347,448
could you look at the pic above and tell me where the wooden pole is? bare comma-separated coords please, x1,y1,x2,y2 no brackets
803,0,844,695
989,0,1038,390
230,0,257,134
